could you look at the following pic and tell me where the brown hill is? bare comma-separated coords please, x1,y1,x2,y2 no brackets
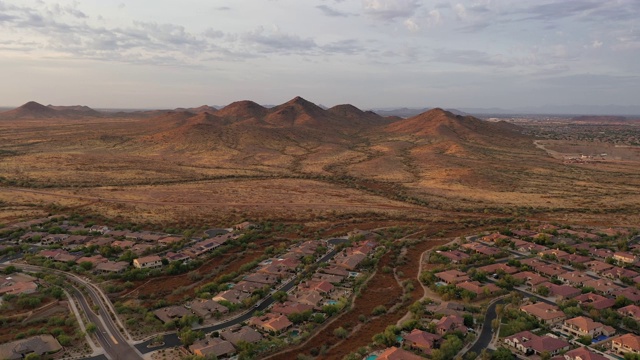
1,101,59,119
174,105,218,113
386,108,523,141
0,101,104,119
264,96,330,127
328,104,392,126
216,100,268,121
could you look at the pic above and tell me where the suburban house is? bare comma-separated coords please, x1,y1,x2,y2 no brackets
612,333,640,356
154,306,190,324
0,274,38,296
133,255,162,269
190,299,228,319
563,347,609,360
402,329,441,355
376,346,424,360
189,337,235,358
456,281,500,298
271,301,314,316
537,282,581,301
618,304,640,321
220,326,262,346
503,331,570,356
0,335,62,360
613,252,636,264
249,314,293,334
213,289,251,304
520,302,566,325
95,261,129,274
435,315,467,335
513,271,548,288
435,270,470,285
574,293,616,310
560,316,615,338
438,250,469,263
477,263,518,275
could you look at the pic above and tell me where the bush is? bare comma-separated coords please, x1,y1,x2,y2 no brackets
372,305,387,316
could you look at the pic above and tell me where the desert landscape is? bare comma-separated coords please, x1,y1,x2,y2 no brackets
2,98,639,230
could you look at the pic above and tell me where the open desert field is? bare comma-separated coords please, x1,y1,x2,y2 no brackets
1,100,640,228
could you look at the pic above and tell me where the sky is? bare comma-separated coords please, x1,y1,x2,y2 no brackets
0,0,639,110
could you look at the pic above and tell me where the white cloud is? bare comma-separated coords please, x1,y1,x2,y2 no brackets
404,18,419,32
591,39,603,48
454,3,466,20
362,0,420,21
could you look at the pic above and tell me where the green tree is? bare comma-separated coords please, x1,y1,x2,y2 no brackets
333,327,348,339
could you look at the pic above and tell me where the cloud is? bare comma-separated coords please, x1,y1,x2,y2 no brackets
454,3,466,20
316,5,352,17
403,18,419,32
242,27,316,53
591,40,603,49
362,0,420,21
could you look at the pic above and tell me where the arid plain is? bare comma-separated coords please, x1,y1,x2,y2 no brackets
1,98,640,230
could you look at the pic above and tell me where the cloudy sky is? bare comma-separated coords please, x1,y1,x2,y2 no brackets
1,0,639,110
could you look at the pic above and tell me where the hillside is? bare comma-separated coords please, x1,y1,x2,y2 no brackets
0,101,103,119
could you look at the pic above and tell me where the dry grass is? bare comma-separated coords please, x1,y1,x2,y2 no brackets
1,114,640,227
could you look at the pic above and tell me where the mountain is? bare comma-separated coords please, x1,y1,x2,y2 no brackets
216,100,268,121
264,96,330,127
0,101,103,119
386,108,522,142
174,105,219,113
0,101,59,119
47,105,101,116
373,107,469,118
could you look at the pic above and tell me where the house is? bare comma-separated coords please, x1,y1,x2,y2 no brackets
435,315,467,335
612,333,640,355
271,301,314,316
523,335,570,356
520,302,566,325
612,288,640,303
299,280,334,294
478,263,518,275
562,253,591,265
130,243,153,255
41,234,69,245
403,329,441,355
516,241,549,254
249,314,293,334
504,331,538,354
539,249,570,260
76,255,108,267
513,271,548,288
165,252,190,263
335,252,366,270
561,316,615,338
586,260,614,274
39,249,80,263
0,276,38,296
614,252,636,264
456,281,500,298
220,326,262,346
133,255,162,269
376,346,424,360
602,266,639,280
190,299,228,319
435,270,470,285
89,225,109,234
95,261,129,274
291,290,324,307
158,236,182,246
111,240,135,249
233,281,266,294
582,278,619,295
557,271,591,287
618,304,640,321
564,347,609,360
213,289,251,304
574,293,616,310
439,250,469,263
0,335,62,360
537,282,581,301
154,306,190,324
189,337,236,358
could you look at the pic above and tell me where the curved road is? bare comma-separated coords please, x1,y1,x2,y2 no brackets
9,264,143,360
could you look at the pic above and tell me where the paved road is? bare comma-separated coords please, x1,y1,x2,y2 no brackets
468,298,505,355
136,242,343,353
8,264,143,360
